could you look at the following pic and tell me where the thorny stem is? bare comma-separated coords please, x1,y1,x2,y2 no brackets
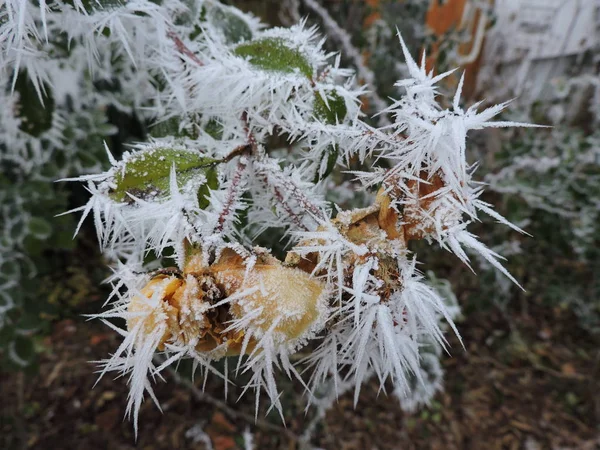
212,112,262,235
316,67,330,83
258,172,309,231
178,150,251,244
222,143,252,163
166,28,204,113
241,111,260,156
262,166,326,222
241,111,322,230
182,207,204,239
167,30,204,66
308,67,330,89
215,156,247,234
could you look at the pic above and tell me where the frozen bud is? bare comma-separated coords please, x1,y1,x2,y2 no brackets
212,250,329,347
127,275,184,350
127,274,216,350
127,248,328,357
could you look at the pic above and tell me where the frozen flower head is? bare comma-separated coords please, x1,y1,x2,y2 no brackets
125,246,330,356
209,249,329,349
125,246,330,350
104,245,329,432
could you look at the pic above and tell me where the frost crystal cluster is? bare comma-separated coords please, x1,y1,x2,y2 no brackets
2,0,528,430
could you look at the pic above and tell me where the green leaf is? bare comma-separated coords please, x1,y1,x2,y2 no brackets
313,145,339,183
314,90,347,124
78,151,99,169
10,336,36,367
198,166,219,209
233,38,313,78
23,235,48,256
109,147,220,203
150,117,188,139
209,7,253,44
28,217,53,240
0,257,21,281
204,119,224,140
14,71,54,137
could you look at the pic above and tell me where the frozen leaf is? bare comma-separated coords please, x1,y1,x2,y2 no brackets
209,7,253,44
10,336,36,367
109,147,219,203
14,71,54,137
233,38,313,77
314,90,347,124
313,145,339,183
28,217,53,240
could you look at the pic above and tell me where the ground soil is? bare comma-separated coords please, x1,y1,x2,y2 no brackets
2,299,598,450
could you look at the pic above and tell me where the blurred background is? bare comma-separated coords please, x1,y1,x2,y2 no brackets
1,0,599,448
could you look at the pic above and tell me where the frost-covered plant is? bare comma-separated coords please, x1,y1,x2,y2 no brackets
480,126,600,334
465,34,600,332
481,117,600,332
3,0,529,432
0,0,140,369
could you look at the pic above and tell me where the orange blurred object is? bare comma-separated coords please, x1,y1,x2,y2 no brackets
425,0,492,99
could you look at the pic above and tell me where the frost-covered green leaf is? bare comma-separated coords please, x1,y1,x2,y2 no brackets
313,145,338,183
28,217,53,240
208,6,253,44
10,335,36,367
314,91,347,124
233,38,313,77
14,71,54,137
203,119,224,140
109,147,219,202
